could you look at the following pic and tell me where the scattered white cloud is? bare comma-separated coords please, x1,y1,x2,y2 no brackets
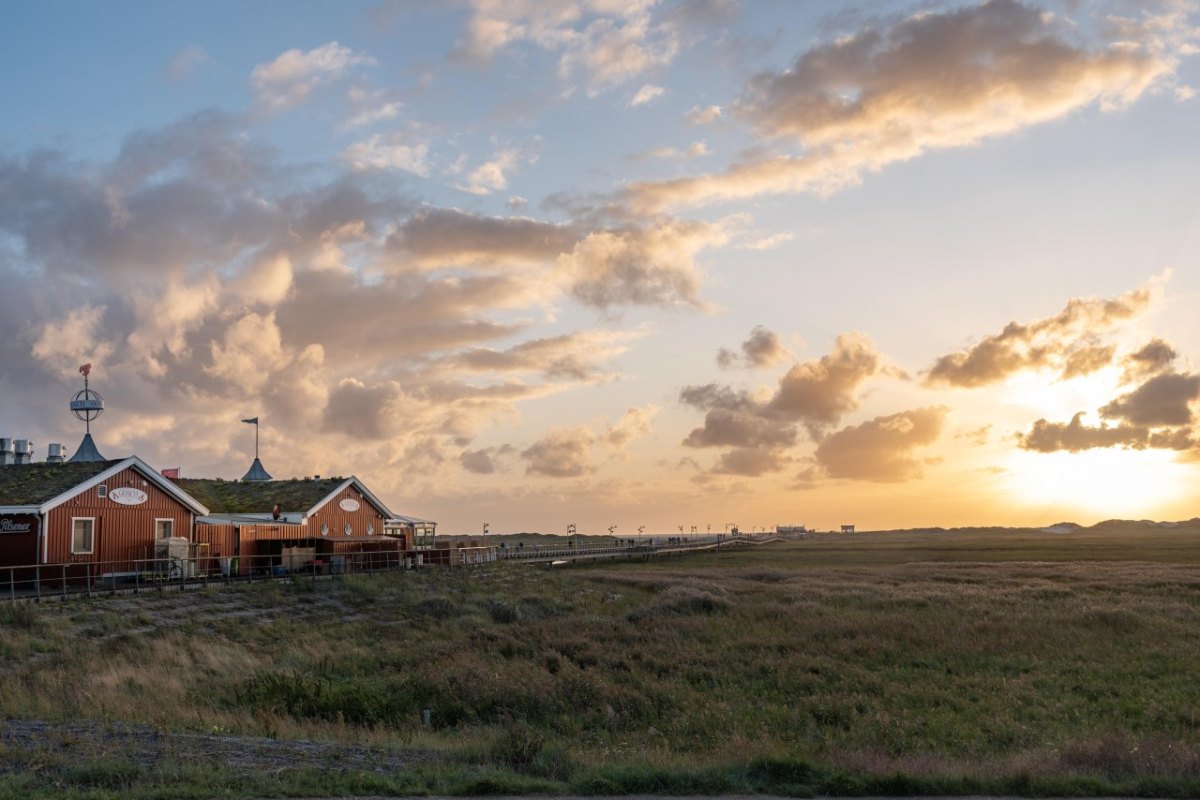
251,41,375,111
684,104,722,124
342,132,430,175
629,83,665,106
458,148,522,195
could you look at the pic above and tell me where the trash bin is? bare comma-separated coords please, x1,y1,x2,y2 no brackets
230,557,238,576
219,558,232,577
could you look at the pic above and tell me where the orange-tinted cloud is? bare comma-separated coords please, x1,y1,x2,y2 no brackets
925,278,1160,387
521,427,596,478
717,325,790,370
769,332,885,432
1122,338,1178,382
814,406,947,482
624,0,1176,212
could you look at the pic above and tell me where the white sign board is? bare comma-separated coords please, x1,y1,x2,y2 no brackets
109,487,148,506
338,498,361,512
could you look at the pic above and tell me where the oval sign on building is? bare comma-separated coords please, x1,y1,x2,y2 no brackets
338,498,361,512
109,487,148,506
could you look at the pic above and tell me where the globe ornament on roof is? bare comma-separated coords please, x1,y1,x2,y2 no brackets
70,387,105,425
68,362,107,463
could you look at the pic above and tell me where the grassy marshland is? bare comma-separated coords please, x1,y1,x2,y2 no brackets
2,526,1200,797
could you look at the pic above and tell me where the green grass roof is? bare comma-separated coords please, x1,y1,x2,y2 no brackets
174,477,347,514
0,460,121,506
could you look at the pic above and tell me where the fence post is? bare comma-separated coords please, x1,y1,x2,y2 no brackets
61,564,67,599
135,562,140,594
35,566,41,601
7,568,13,601
86,563,92,597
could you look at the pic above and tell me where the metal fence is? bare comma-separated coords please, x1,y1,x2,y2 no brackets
1,550,422,602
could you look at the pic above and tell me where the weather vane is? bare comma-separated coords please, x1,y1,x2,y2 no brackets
69,363,104,435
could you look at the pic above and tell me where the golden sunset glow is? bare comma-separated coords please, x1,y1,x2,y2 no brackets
1003,448,1191,518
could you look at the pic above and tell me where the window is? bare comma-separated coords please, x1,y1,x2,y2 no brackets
72,518,94,554
96,485,107,498
155,519,173,539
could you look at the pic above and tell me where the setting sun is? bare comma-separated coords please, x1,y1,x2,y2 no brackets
1003,447,1191,518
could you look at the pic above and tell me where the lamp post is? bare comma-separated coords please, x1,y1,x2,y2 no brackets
638,525,645,548
568,523,577,551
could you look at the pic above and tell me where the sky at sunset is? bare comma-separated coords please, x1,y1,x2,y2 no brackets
3,0,1200,534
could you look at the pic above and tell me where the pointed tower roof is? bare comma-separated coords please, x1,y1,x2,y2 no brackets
242,457,272,481
67,432,106,463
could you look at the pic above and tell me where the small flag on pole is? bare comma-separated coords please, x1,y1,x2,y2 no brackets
79,363,92,377
161,467,180,479
241,417,259,425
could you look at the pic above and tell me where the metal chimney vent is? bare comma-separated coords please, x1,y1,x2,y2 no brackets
0,438,13,466
47,443,67,463
13,439,33,465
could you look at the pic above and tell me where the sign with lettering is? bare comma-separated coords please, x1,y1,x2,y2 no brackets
109,487,148,506
338,498,361,512
0,515,37,534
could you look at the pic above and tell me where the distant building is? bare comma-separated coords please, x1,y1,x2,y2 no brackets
841,524,855,533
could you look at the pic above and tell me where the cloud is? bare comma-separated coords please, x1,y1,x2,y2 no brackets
394,207,579,268
629,83,665,107
1100,372,1200,426
684,104,722,124
606,404,659,448
740,232,794,251
457,0,680,91
925,276,1163,387
450,329,637,380
251,41,375,111
625,0,1179,211
461,447,504,474
814,406,948,482
632,141,710,160
1060,340,1117,380
458,149,522,195
0,111,687,499
717,325,789,370
769,332,886,431
1122,338,1178,381
557,218,727,309
521,426,596,477
1019,412,1153,453
31,305,116,378
166,45,209,83
342,86,403,129
712,447,792,477
342,132,431,175
680,332,898,476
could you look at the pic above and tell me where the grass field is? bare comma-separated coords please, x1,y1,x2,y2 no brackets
2,523,1200,797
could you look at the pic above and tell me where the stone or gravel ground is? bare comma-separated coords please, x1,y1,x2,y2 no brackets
0,718,437,775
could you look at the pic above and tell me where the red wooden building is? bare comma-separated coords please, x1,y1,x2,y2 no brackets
0,456,210,574
178,476,438,573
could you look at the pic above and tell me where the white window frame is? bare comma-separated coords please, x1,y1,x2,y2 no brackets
71,517,95,555
155,518,174,539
